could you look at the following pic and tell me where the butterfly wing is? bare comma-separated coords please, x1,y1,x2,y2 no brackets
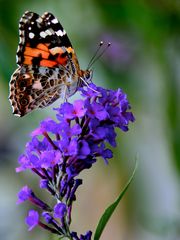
16,11,73,68
41,12,72,48
9,11,80,116
9,65,69,116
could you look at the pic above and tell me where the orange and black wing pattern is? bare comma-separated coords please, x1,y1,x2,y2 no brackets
9,11,80,117
16,11,77,69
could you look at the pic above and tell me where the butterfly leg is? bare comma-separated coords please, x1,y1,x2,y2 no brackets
62,85,68,102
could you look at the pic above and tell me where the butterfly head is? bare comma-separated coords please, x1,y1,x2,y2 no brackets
80,69,93,86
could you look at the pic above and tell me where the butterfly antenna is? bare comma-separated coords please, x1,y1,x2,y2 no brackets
87,41,104,69
88,42,111,68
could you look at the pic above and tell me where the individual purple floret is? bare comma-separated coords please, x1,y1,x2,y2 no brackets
25,210,39,231
16,84,135,239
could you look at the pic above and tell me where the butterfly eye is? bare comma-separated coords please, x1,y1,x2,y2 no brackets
85,70,93,83
87,70,92,79
86,72,90,79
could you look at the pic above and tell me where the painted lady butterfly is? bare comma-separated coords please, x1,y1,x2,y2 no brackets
9,11,93,117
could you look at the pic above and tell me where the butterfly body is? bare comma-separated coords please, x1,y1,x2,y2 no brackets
9,11,92,117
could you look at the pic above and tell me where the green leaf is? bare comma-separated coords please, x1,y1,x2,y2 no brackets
93,160,138,240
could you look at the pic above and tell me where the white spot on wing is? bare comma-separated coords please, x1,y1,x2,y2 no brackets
33,81,43,90
56,29,66,37
14,112,21,117
37,18,43,23
29,32,35,39
45,29,53,35
40,31,47,38
16,55,19,63
52,18,58,24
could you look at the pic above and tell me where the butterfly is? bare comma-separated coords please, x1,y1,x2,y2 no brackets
9,11,93,117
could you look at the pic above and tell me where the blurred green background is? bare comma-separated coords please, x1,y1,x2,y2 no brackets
0,0,180,239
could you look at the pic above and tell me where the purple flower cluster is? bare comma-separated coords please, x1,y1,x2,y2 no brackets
16,84,135,239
